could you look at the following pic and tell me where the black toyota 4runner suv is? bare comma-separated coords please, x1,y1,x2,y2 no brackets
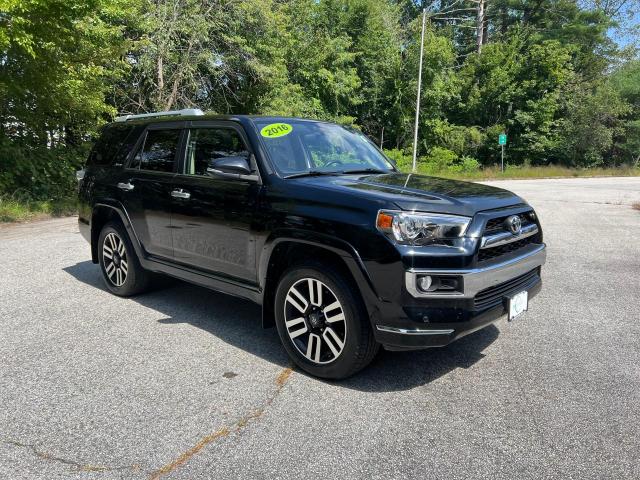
78,109,546,379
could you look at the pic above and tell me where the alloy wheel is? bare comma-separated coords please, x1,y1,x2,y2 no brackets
284,278,347,364
102,232,128,287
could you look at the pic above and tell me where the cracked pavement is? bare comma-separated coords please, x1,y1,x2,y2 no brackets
1,177,639,479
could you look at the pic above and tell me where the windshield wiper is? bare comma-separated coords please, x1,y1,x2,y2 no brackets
283,170,341,179
284,168,391,179
340,168,390,175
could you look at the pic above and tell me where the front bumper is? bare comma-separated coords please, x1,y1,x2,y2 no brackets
405,243,546,299
374,244,546,350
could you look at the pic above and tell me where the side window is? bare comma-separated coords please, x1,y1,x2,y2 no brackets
184,128,250,176
87,125,134,167
130,129,181,173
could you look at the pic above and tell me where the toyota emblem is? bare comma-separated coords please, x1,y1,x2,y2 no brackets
506,215,522,235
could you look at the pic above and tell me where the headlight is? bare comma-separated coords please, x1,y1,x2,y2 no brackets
376,210,470,246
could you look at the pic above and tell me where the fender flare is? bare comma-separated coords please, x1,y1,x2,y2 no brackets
90,201,145,263
259,230,380,299
258,230,383,329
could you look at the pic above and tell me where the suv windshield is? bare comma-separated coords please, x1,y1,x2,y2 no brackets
254,120,395,177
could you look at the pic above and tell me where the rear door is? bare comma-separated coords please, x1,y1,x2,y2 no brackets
170,122,261,283
118,122,184,260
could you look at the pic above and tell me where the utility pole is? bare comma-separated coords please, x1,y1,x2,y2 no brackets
476,0,485,53
412,8,427,173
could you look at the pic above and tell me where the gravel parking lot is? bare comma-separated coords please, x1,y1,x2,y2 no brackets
1,177,639,480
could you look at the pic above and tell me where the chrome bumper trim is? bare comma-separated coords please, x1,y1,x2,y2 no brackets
376,325,454,335
405,243,546,299
480,223,538,249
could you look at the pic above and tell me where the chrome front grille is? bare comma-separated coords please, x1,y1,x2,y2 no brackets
484,211,536,234
478,236,538,262
478,210,541,263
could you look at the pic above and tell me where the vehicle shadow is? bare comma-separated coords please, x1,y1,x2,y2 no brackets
64,261,499,393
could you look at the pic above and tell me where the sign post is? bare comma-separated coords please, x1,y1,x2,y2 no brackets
498,133,507,172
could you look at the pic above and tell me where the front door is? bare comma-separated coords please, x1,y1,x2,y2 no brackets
170,124,260,283
118,125,182,260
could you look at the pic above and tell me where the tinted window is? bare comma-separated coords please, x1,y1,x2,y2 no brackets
254,120,393,175
116,125,145,166
131,129,180,173
184,128,249,176
87,125,134,167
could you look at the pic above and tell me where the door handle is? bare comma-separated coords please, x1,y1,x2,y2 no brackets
171,189,191,199
117,182,134,191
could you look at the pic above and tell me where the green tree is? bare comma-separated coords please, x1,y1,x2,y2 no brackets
557,82,629,166
451,33,575,165
116,0,291,115
609,59,640,165
0,0,136,142
0,0,137,198
277,0,362,120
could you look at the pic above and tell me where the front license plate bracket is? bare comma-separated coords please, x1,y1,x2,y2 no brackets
507,290,528,321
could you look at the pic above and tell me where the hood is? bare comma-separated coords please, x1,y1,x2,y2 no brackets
292,172,525,216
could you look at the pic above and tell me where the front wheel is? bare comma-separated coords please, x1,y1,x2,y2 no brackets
274,264,379,379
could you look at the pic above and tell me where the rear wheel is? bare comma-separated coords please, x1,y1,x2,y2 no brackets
274,263,379,379
98,222,151,296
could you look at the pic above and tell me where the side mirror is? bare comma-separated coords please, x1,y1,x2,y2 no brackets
208,156,252,175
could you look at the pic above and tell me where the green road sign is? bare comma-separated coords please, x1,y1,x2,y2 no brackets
498,133,507,146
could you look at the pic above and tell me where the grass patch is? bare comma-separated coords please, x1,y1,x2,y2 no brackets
633,202,640,211
0,196,77,223
386,148,640,180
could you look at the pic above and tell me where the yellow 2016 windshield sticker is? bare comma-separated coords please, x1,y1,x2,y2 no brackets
260,123,293,138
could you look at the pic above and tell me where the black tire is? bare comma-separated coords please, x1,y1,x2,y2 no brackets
97,221,151,296
274,263,379,379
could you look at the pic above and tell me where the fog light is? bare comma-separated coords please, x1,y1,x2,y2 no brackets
413,274,462,295
417,275,433,292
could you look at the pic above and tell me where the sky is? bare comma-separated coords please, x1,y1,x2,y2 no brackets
607,5,640,49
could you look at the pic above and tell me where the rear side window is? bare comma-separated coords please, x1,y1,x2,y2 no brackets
130,129,181,173
87,125,135,167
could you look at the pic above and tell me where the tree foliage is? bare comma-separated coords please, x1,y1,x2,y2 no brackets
0,0,639,199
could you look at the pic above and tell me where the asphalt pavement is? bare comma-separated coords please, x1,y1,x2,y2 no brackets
1,176,639,479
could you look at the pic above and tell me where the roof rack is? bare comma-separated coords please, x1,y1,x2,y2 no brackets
114,108,204,122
